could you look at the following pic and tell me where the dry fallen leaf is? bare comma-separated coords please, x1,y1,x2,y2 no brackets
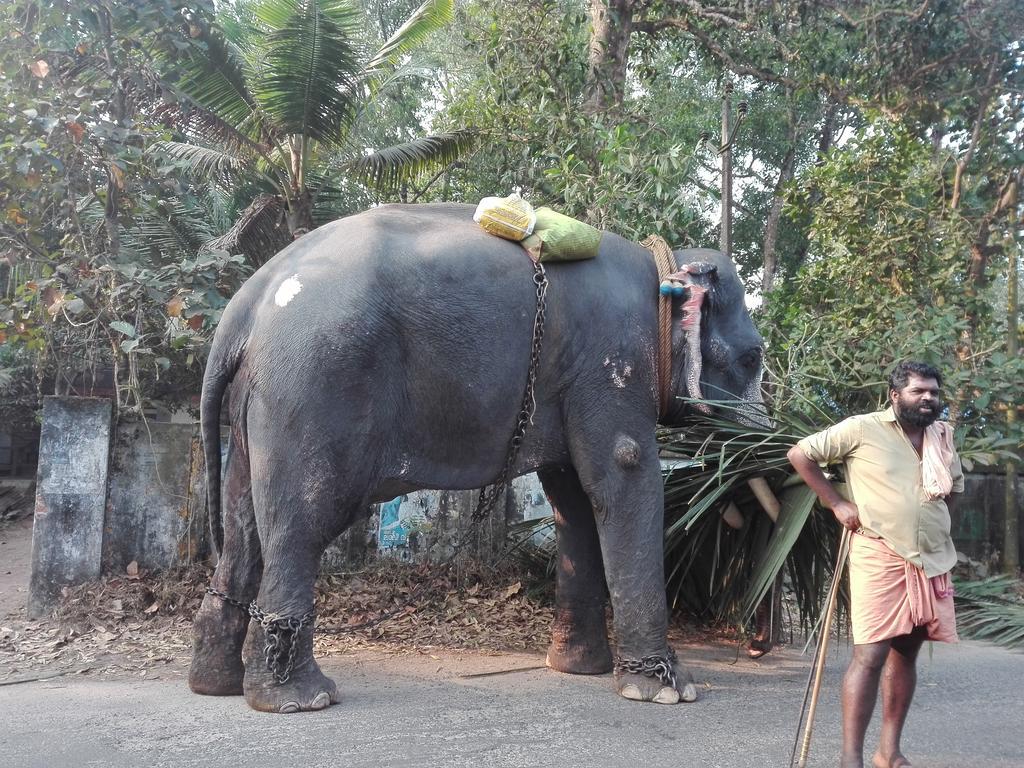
501,582,522,600
29,60,49,78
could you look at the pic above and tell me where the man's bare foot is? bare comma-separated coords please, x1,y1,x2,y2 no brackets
840,752,863,768
872,751,911,768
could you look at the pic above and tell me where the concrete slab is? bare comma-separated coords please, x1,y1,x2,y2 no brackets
28,397,112,618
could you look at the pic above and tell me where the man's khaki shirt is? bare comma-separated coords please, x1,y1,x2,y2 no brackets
797,407,964,577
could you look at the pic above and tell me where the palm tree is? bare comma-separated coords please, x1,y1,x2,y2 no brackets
154,0,475,265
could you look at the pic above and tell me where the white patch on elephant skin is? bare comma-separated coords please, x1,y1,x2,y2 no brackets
274,274,303,307
603,356,634,389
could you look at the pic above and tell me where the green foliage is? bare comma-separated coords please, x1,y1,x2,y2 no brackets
762,123,1023,463
0,0,246,411
157,0,464,238
434,0,710,243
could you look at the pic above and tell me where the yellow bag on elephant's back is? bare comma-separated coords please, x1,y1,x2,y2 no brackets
473,193,536,241
521,207,602,262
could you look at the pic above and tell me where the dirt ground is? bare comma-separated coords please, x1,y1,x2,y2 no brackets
0,514,33,621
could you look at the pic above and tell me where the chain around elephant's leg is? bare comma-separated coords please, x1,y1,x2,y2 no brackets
574,434,699,704
242,617,338,713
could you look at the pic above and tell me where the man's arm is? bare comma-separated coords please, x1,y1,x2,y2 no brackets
786,445,862,531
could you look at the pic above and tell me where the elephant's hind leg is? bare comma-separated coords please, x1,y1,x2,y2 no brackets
190,434,262,696
241,452,344,713
538,466,613,675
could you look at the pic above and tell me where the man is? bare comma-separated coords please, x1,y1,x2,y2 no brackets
787,361,963,768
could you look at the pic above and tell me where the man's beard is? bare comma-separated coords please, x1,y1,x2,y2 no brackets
895,399,942,428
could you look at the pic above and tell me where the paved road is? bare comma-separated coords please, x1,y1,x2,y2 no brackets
1,639,1021,768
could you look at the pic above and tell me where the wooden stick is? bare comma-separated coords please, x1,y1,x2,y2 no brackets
793,527,852,768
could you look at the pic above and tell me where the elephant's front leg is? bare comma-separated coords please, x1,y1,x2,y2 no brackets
576,432,698,704
538,466,613,674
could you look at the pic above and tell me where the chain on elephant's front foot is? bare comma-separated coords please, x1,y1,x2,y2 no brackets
615,663,699,704
241,622,339,713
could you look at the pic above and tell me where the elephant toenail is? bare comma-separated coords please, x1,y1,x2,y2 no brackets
310,691,331,709
620,684,644,701
279,701,300,714
680,682,698,702
653,686,680,704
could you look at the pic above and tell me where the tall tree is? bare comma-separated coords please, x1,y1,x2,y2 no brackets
155,0,475,263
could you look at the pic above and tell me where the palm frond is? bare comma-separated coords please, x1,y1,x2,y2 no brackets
201,193,292,268
348,129,479,192
659,400,843,630
739,485,818,619
121,199,222,260
253,0,362,145
152,141,254,184
953,576,1024,650
155,102,277,160
361,0,454,81
173,19,263,139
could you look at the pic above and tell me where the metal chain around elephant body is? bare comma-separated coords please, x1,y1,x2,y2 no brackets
614,648,679,690
471,260,548,522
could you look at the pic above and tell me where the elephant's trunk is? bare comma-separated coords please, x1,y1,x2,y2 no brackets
680,280,712,415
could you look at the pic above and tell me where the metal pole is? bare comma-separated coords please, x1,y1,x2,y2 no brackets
720,81,733,255
1005,180,1019,575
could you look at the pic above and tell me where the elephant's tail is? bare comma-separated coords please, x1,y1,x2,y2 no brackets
200,328,245,557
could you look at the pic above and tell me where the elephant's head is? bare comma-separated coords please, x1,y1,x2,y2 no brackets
662,248,766,427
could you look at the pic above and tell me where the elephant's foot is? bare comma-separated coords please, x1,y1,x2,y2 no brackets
189,593,250,696
242,621,339,713
614,652,698,704
546,604,613,674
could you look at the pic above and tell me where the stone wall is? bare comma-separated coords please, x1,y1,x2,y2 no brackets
28,398,207,616
103,418,209,573
28,397,113,618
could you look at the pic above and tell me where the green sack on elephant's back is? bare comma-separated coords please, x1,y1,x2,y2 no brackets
521,207,602,262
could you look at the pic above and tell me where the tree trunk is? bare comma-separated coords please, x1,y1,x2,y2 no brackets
789,102,839,271
285,188,315,238
584,0,634,114
761,98,799,295
951,174,1017,424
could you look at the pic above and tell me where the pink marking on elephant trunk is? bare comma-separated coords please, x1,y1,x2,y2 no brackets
680,282,712,414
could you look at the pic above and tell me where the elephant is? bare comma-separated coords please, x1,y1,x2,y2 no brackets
188,202,764,713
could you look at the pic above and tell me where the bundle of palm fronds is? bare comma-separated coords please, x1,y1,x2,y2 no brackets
658,401,847,635
951,576,1024,650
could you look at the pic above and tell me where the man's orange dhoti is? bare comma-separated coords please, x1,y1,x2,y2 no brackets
849,532,958,645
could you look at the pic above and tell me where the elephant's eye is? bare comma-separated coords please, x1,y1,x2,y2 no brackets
739,348,762,372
